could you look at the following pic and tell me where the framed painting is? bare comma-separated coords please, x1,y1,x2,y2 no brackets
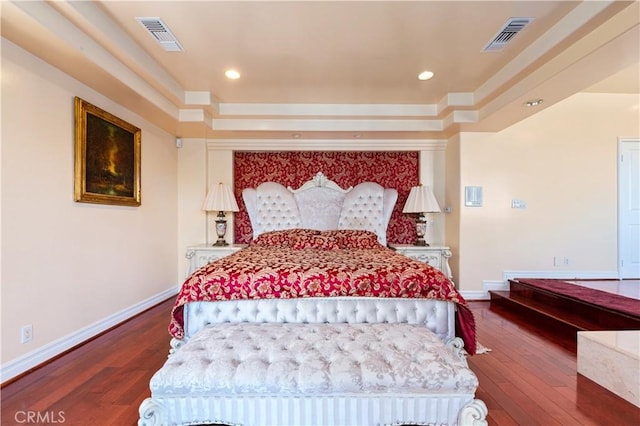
74,97,141,206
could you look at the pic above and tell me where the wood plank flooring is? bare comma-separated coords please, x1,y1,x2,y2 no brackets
2,298,639,425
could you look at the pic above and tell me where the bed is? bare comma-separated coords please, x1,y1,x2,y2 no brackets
139,173,487,426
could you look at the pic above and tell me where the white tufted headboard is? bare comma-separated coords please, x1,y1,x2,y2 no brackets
242,172,398,246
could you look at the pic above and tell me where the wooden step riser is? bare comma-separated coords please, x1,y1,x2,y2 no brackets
508,281,640,330
489,293,583,335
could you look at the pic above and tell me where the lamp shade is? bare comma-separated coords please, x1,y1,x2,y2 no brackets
202,182,239,212
402,185,441,214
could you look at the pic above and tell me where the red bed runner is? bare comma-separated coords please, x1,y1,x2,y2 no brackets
170,244,477,354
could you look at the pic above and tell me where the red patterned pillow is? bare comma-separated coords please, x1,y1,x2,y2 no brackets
291,233,341,250
321,230,381,249
250,229,320,247
250,230,291,247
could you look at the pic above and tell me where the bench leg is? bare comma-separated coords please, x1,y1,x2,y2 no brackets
458,399,488,426
138,397,167,426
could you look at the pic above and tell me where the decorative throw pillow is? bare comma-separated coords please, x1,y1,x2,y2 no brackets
249,230,291,247
321,229,381,249
250,229,320,247
291,233,341,250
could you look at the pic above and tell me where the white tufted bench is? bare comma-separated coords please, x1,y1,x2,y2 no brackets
141,322,485,426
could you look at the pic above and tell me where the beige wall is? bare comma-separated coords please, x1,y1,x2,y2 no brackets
1,40,179,372
177,139,207,278
457,92,640,293
444,133,462,285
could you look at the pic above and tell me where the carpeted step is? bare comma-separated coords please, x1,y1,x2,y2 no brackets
489,279,640,333
489,288,599,331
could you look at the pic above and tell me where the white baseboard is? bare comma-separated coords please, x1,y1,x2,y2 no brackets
460,290,488,301
460,281,507,301
502,270,620,281
0,286,179,384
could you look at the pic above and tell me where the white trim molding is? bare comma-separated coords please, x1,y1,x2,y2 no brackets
0,286,179,384
205,138,447,151
460,290,488,301
502,270,620,282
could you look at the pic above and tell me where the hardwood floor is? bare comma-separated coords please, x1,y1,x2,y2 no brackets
1,298,639,425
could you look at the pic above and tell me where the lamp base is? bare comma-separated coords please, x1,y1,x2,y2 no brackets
213,239,229,247
213,212,229,247
414,213,429,246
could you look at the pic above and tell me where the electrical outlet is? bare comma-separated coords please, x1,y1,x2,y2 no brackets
21,325,33,344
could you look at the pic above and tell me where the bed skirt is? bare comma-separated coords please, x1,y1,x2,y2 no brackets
139,393,487,425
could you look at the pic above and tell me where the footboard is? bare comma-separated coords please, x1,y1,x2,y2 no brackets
181,297,455,341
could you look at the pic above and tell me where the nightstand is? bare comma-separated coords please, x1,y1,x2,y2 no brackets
185,244,247,276
389,244,453,283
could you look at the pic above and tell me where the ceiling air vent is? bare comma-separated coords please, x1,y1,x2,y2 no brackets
136,17,184,52
483,17,534,52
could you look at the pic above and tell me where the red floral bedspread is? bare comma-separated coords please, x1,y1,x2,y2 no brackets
170,232,476,354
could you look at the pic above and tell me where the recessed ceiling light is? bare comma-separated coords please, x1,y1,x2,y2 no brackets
225,69,240,80
524,99,543,107
418,70,434,81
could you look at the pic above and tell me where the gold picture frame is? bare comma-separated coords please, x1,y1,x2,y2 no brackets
74,97,141,206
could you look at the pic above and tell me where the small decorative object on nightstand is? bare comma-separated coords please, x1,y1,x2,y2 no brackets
402,184,441,246
185,244,247,276
202,182,239,246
